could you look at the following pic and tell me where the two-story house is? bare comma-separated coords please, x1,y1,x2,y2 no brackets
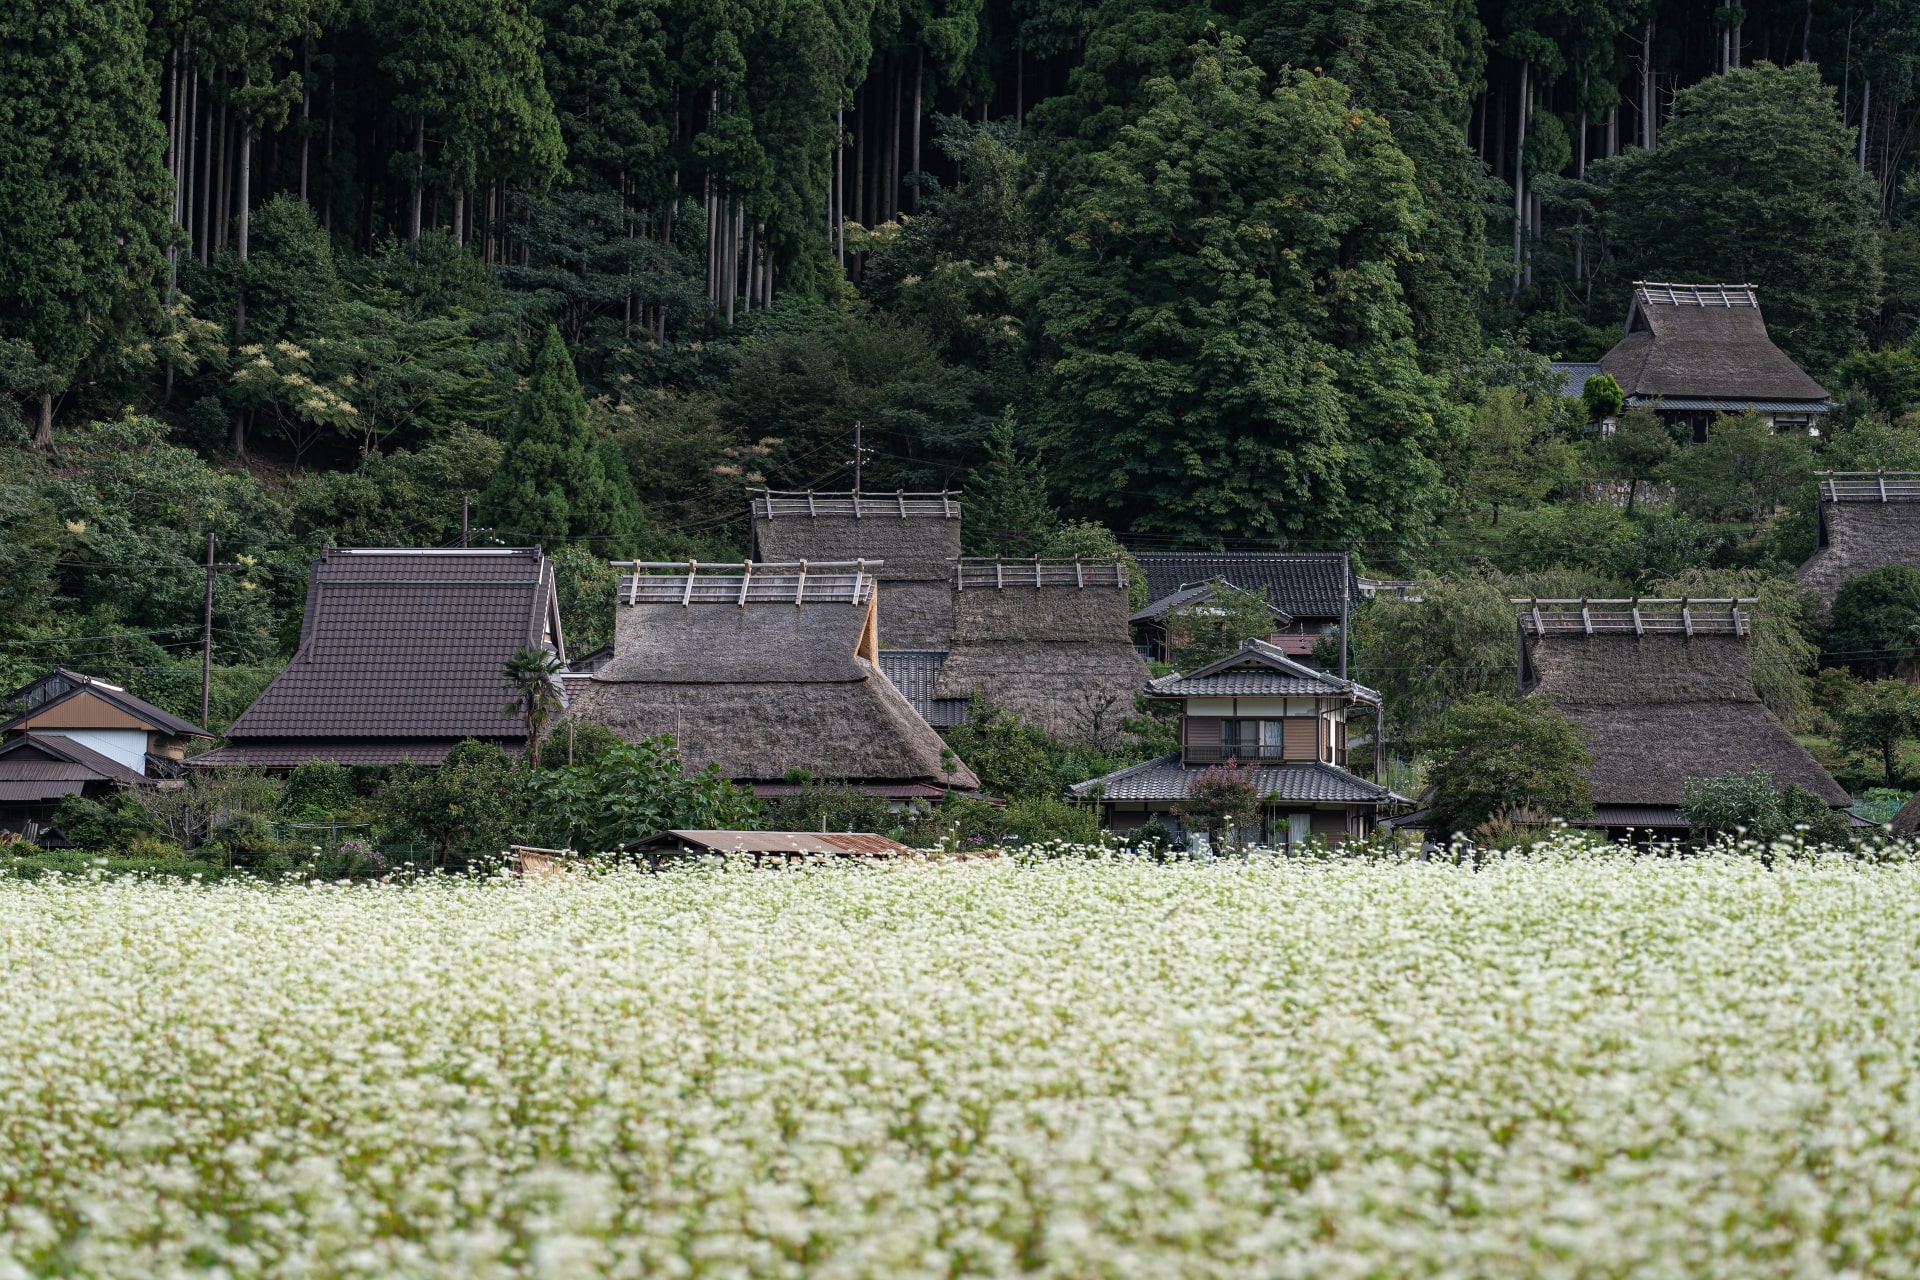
1069,640,1400,847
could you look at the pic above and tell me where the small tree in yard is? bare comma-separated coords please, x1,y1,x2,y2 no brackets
1165,579,1280,667
1672,411,1812,531
1581,374,1624,423
1827,566,1920,680
528,734,758,852
1597,406,1676,515
1835,679,1920,787
503,647,565,758
1175,763,1260,853
1681,769,1849,846
1421,694,1592,840
377,739,532,865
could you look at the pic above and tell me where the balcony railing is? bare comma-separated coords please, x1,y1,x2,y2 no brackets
1182,742,1288,766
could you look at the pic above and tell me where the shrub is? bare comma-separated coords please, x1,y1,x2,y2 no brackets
1000,797,1102,846
1421,693,1593,839
1828,565,1920,679
1681,768,1851,846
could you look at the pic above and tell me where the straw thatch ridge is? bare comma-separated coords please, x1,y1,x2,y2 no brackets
566,593,978,789
1799,494,1920,612
1600,282,1828,404
749,497,962,647
933,582,1149,738
1521,623,1847,808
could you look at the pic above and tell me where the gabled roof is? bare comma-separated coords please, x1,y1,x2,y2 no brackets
1069,754,1399,804
1148,640,1379,702
1133,552,1357,622
223,548,563,745
1130,583,1293,626
1598,282,1828,405
567,565,978,789
1549,361,1605,401
0,668,208,737
0,733,146,791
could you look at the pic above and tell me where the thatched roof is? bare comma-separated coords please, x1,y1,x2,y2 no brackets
1518,603,1847,809
748,492,961,647
1799,473,1920,610
932,561,1149,739
566,563,977,789
1598,282,1828,406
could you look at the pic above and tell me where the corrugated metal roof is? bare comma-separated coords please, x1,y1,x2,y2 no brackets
1071,754,1396,803
876,650,969,727
1134,552,1357,622
223,548,557,745
0,780,84,802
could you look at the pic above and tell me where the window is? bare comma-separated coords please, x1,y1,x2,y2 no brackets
1287,813,1312,847
1219,720,1285,760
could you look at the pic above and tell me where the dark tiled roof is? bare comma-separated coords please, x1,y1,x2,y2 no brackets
1,668,209,737
1149,640,1380,702
1130,583,1292,626
189,739,482,767
1133,552,1357,623
0,733,146,784
224,548,560,744
1600,282,1827,404
876,650,969,727
1070,754,1398,803
1588,805,1688,829
1636,397,1830,412
1549,361,1605,400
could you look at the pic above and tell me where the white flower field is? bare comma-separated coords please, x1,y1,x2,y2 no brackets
6,847,1920,1277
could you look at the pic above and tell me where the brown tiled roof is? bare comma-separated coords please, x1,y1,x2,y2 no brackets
223,548,562,745
1599,282,1827,404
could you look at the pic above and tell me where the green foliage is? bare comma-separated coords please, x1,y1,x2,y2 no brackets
290,426,503,547
760,782,897,836
1647,567,1818,727
942,695,1158,801
530,719,623,769
1421,692,1592,839
475,326,637,548
1581,373,1624,421
527,735,758,851
1831,348,1920,421
1034,35,1456,552
501,646,565,755
0,0,169,406
549,543,621,657
117,768,283,852
377,740,532,862
1456,386,1577,524
1671,411,1812,531
50,792,154,851
1035,521,1149,611
279,761,357,820
1596,406,1676,513
1835,679,1920,788
1606,63,1882,373
1680,768,1850,847
1827,565,1920,679
998,797,1104,847
961,411,1056,557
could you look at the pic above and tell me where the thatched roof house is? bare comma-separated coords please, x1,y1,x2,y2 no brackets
197,547,565,768
930,558,1150,740
749,490,961,647
565,561,978,794
1589,282,1829,441
1798,472,1920,612
1517,599,1847,835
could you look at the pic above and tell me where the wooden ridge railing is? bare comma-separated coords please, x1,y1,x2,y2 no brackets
953,557,1129,590
751,489,960,519
1816,472,1920,503
1512,598,1754,638
611,560,878,606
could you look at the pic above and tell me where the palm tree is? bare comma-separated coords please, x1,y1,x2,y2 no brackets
502,647,565,760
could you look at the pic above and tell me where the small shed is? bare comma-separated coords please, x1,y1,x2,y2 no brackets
749,490,962,648
564,561,979,793
931,558,1151,740
196,547,565,768
1516,599,1848,836
1797,472,1920,614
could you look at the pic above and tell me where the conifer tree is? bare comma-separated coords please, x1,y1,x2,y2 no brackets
961,412,1056,556
476,326,635,546
0,0,171,446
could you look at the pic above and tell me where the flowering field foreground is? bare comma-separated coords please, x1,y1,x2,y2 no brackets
6,852,1920,1277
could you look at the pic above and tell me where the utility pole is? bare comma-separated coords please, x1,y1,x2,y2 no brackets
461,495,470,548
1339,550,1351,682
201,532,215,728
852,420,868,492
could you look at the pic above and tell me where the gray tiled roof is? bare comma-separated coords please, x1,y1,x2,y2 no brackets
1133,552,1357,623
223,548,560,744
876,650,968,728
1549,361,1604,400
1148,640,1380,702
1070,754,1397,803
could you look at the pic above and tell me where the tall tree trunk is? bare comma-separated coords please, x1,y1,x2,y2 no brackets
1641,20,1656,150
1510,61,1528,304
197,81,212,262
1803,0,1813,61
1607,103,1618,157
1860,77,1873,170
299,40,310,202
237,107,253,258
1015,44,1022,126
231,408,247,460
323,75,335,231
215,99,230,251
1574,93,1587,282
910,44,924,211
410,114,425,240
888,65,901,221
32,392,52,451
835,105,844,264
